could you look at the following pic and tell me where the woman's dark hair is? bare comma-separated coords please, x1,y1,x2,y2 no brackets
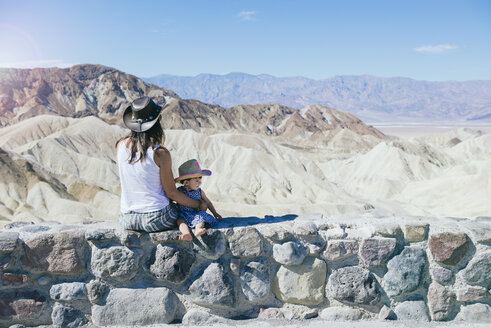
116,117,165,163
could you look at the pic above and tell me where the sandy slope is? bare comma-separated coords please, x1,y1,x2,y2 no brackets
0,116,489,227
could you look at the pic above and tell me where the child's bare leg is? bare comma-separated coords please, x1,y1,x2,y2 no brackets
194,222,207,237
177,218,192,241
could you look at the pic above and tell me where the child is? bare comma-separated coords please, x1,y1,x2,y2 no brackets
175,159,222,237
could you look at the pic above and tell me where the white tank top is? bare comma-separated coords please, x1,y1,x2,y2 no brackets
117,140,169,213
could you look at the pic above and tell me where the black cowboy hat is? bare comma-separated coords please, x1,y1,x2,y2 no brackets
123,96,166,132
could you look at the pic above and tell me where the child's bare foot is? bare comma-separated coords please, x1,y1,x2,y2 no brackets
179,232,192,241
194,227,207,237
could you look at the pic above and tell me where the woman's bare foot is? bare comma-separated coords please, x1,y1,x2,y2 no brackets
178,232,192,241
194,226,207,237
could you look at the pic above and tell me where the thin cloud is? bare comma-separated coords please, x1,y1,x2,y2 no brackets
0,59,76,69
413,44,458,54
238,11,256,21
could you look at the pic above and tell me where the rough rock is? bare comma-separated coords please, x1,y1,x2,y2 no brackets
1,273,28,287
0,290,47,323
86,279,108,304
404,224,428,242
319,306,363,321
359,237,396,268
258,307,286,320
149,230,182,244
84,228,117,243
378,305,396,320
427,282,456,321
374,223,403,238
463,221,491,245
192,229,226,260
118,230,144,247
456,286,487,302
189,262,235,307
21,231,88,274
273,257,327,306
91,287,178,326
149,244,195,283
429,232,469,265
257,224,293,241
430,266,453,285
461,250,491,287
280,304,318,320
327,266,380,306
50,282,87,301
457,303,491,322
384,246,426,297
240,258,270,302
0,232,19,254
182,309,227,325
394,301,430,321
37,276,50,286
273,241,307,265
322,239,359,262
51,303,87,328
90,246,142,281
227,227,263,257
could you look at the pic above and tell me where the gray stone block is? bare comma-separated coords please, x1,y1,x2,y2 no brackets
461,250,491,288
322,239,359,262
149,244,194,283
227,227,263,257
192,229,226,260
50,282,87,301
240,258,270,302
0,232,19,253
51,303,87,328
327,266,380,306
182,309,227,325
430,266,453,285
394,301,430,321
273,257,327,306
189,262,235,307
90,246,142,281
457,303,491,323
427,282,456,321
320,306,363,321
91,287,177,326
86,279,108,304
384,246,426,297
21,231,88,274
360,237,396,268
273,241,307,265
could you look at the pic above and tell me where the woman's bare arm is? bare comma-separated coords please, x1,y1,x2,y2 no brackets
154,148,207,211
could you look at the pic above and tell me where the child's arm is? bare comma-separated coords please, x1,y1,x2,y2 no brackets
201,190,222,221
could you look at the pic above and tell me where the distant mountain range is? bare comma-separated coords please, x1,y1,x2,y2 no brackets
145,73,491,122
0,65,384,144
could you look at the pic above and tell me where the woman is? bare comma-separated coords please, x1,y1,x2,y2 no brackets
116,96,207,240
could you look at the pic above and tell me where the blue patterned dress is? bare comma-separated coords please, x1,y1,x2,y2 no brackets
177,186,219,228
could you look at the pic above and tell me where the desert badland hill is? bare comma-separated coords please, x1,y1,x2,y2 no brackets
0,65,489,227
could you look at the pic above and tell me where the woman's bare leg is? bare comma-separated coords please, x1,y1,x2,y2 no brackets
194,222,207,237
177,218,192,241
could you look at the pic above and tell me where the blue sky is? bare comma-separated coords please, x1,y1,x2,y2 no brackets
0,0,490,81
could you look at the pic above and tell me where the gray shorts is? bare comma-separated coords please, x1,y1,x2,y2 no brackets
119,203,179,232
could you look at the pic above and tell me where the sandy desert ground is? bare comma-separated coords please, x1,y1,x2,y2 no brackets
0,115,490,228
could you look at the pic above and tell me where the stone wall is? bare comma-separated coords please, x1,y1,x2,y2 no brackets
1,214,490,327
